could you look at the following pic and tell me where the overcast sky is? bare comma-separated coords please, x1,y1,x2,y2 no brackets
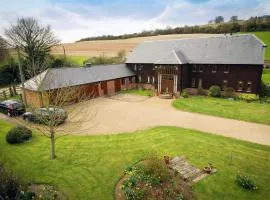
0,0,269,43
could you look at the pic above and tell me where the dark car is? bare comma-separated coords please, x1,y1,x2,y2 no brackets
22,107,68,125
0,100,25,117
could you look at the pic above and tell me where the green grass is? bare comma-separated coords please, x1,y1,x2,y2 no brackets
242,31,270,60
0,121,270,200
122,89,154,96
173,96,270,125
53,55,89,66
262,69,270,84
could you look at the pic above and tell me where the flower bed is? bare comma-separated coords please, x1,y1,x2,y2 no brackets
115,156,194,200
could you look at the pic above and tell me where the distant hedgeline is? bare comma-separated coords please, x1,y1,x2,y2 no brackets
77,15,270,42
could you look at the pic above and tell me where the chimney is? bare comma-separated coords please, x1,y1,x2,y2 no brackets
85,62,92,67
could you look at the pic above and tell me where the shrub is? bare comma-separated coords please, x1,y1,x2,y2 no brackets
6,126,32,144
208,85,221,97
259,81,270,97
238,94,259,102
223,87,236,98
197,87,207,96
181,89,189,98
235,174,257,191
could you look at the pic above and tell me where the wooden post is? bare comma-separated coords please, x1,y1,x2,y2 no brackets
3,91,7,100
12,85,17,95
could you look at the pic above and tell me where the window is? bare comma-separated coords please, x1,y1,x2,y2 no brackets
246,81,252,92
212,65,217,73
147,76,150,83
198,79,203,88
132,77,136,83
138,75,142,83
223,80,228,90
134,65,137,71
192,78,196,88
237,81,243,91
152,76,155,84
199,65,203,72
192,65,197,72
224,65,230,73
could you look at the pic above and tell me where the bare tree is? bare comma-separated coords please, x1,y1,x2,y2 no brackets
4,17,60,75
22,59,96,159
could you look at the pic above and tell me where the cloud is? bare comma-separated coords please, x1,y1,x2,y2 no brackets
0,0,269,43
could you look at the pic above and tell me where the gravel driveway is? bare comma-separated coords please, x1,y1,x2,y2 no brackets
59,94,270,146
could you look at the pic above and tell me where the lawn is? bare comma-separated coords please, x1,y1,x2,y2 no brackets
53,55,89,66
262,69,270,84
243,31,270,60
122,89,154,96
172,96,270,125
0,120,270,200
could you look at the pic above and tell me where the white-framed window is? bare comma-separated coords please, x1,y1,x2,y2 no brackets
192,78,196,88
134,65,137,71
246,81,252,92
212,65,217,73
237,81,243,91
147,76,150,83
198,79,203,88
138,75,142,83
199,65,203,72
224,65,230,73
192,65,197,72
223,80,228,90
152,76,155,84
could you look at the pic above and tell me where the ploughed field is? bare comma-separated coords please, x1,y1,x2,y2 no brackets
51,34,218,57
0,120,270,200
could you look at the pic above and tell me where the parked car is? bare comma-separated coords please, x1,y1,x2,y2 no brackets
22,107,68,125
0,100,25,117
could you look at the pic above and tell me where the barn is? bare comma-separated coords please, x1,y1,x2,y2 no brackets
23,64,136,107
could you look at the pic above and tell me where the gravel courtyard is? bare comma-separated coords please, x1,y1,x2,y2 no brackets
59,94,270,146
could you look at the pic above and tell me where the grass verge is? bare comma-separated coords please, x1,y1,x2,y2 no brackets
122,89,154,96
0,120,269,199
172,96,270,125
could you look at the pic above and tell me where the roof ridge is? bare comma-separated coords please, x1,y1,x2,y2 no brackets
141,34,257,44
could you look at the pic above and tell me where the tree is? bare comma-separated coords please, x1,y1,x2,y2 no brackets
230,16,238,23
214,16,224,24
0,36,8,62
4,17,60,76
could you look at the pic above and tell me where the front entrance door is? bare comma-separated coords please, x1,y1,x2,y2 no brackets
161,74,174,93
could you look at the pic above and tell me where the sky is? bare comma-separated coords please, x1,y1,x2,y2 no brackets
0,0,269,43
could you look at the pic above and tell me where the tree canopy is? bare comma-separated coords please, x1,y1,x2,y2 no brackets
5,17,60,76
0,36,8,62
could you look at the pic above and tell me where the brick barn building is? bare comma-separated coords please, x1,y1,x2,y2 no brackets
23,34,266,107
23,64,136,107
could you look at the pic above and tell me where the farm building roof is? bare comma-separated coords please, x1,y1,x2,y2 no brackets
24,64,135,91
126,34,266,65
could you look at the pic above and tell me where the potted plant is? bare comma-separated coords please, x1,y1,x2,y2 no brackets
164,155,170,165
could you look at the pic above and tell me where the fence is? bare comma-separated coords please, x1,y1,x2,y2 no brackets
0,86,21,101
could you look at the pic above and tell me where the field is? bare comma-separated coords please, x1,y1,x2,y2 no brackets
246,31,270,61
0,120,269,200
173,96,270,125
51,34,218,58
262,69,270,83
51,31,270,65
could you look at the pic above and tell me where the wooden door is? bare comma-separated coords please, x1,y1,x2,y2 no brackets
161,75,174,93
